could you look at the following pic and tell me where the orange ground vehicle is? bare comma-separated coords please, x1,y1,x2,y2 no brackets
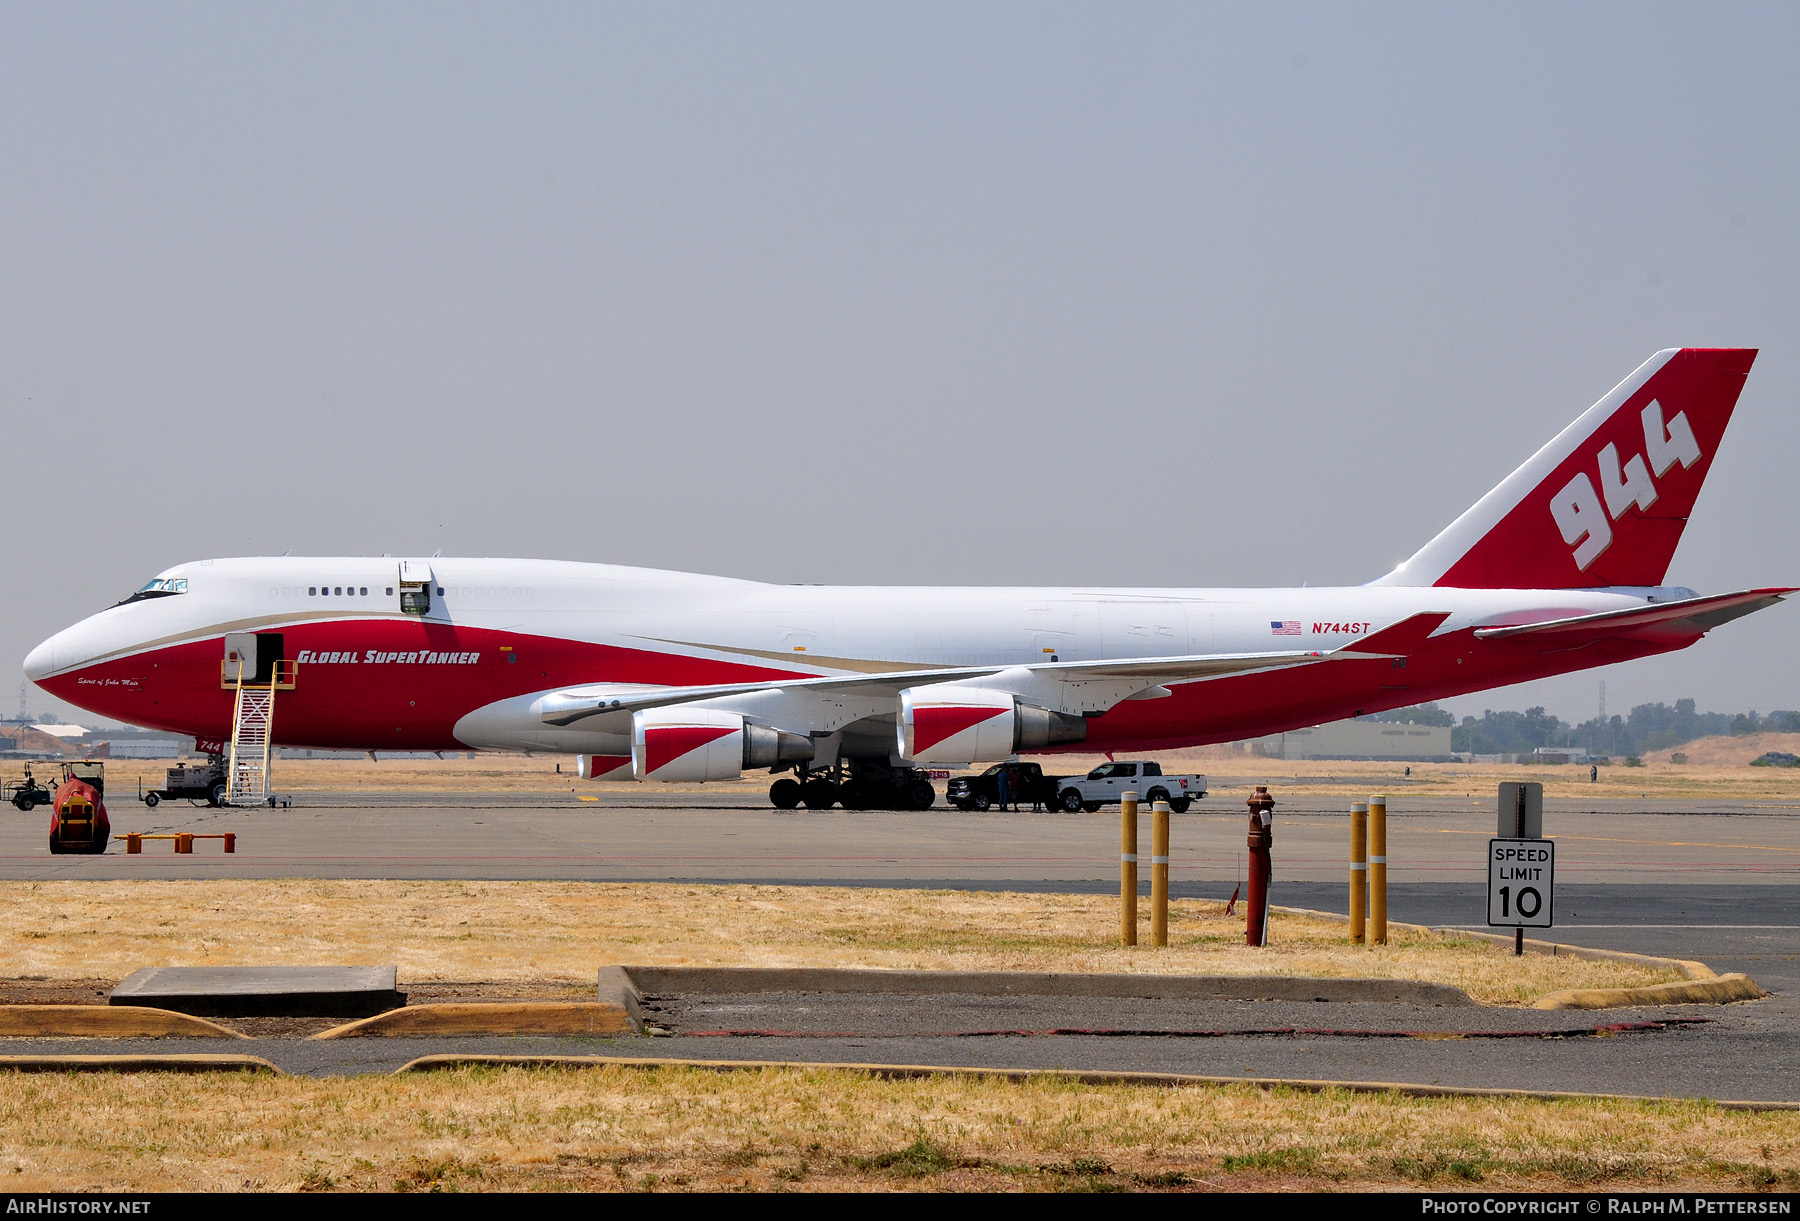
48,762,109,855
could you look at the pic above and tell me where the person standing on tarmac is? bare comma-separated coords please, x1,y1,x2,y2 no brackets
996,766,1011,813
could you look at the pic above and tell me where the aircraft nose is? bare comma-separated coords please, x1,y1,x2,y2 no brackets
23,635,55,682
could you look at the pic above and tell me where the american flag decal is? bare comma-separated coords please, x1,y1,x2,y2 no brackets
1271,620,1302,636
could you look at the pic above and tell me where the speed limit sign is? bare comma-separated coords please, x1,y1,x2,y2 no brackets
1487,838,1554,928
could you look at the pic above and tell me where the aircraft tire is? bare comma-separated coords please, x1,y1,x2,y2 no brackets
769,778,802,809
801,779,836,810
908,781,936,810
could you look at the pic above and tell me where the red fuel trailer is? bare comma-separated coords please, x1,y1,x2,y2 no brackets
49,762,109,855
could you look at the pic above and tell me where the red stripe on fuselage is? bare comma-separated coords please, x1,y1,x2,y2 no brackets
38,613,1717,757
1066,624,1700,753
38,622,806,751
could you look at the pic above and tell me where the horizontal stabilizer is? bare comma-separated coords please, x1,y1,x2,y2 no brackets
1337,612,1453,655
1472,588,1794,643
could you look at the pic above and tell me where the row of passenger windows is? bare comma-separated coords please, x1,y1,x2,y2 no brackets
299,585,445,597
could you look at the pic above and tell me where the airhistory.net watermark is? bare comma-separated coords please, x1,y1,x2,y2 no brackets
4,1201,151,1215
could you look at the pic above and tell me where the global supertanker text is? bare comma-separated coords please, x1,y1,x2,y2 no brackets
294,650,481,666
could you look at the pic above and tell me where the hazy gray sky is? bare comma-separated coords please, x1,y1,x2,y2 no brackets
4,2,1795,728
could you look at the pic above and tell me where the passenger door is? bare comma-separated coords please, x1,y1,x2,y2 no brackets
398,560,434,616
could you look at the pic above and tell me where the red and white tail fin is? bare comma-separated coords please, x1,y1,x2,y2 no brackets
1374,348,1756,589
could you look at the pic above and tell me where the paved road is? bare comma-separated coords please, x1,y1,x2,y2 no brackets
0,792,1793,1097
6,790,1796,885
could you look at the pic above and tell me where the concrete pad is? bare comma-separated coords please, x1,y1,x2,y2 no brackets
110,966,404,1017
0,1005,243,1038
313,1002,633,1039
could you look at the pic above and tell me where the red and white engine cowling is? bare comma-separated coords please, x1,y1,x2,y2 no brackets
631,708,813,782
897,686,1086,764
576,754,634,781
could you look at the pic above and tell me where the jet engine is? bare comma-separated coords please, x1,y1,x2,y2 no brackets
897,687,1087,764
576,754,635,781
632,708,813,782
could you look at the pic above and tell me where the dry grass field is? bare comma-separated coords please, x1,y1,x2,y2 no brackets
0,1064,1792,1192
0,882,1680,1005
70,731,1800,802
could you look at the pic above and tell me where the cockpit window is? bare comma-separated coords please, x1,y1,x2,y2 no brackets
116,577,188,606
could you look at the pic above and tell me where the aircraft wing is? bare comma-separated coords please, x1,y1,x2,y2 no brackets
1472,588,1794,643
540,647,1329,727
539,611,1456,727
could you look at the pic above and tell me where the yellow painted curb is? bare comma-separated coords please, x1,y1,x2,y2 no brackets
0,1005,245,1039
0,1054,280,1073
1532,973,1767,1011
389,1054,1799,1112
313,1002,634,1039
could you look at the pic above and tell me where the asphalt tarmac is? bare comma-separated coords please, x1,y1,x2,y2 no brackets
6,789,1796,886
0,790,1794,1097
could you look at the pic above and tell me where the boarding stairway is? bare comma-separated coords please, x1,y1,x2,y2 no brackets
222,658,296,806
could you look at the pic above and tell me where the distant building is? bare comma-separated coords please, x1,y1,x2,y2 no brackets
97,739,187,759
1248,720,1453,762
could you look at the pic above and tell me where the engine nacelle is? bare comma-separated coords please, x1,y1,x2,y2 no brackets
632,708,813,782
576,754,635,781
897,687,1086,763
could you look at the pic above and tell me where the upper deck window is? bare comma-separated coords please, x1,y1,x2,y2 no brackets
116,577,188,606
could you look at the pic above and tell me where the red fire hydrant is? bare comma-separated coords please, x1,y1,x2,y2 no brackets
1245,785,1274,946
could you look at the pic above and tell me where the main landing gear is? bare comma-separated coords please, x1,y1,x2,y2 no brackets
768,760,937,812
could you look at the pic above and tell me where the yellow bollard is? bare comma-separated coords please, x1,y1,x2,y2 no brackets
1151,799,1170,947
1349,801,1368,944
1120,790,1139,946
1369,794,1388,945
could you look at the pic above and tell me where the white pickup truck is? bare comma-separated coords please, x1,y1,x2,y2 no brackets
1053,761,1206,814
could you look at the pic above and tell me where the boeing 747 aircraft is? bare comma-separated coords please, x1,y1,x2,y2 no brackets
26,348,1790,808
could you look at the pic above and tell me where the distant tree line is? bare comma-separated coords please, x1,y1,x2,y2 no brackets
1359,700,1800,757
